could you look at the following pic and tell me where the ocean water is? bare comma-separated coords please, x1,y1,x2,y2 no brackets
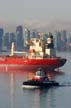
0,52,71,108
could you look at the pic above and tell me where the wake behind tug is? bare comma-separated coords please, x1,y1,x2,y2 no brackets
22,68,59,89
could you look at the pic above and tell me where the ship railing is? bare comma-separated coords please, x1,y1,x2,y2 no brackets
28,55,44,59
14,51,27,54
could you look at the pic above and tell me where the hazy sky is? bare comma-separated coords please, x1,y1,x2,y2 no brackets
0,0,71,24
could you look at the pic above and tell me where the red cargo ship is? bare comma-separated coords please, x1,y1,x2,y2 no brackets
0,56,66,71
0,33,66,71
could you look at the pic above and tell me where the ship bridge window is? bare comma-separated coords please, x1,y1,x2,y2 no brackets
39,42,41,46
36,70,46,77
36,39,39,42
30,40,35,46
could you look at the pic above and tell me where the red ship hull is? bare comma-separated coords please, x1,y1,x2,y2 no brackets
0,56,66,71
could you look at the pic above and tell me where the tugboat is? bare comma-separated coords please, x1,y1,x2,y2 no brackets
22,68,59,89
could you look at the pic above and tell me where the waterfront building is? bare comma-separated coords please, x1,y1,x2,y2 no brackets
0,28,3,50
55,31,62,51
16,25,24,50
61,30,67,42
69,36,71,43
3,32,10,50
9,33,16,48
31,29,39,38
31,29,36,38
24,28,30,49
61,30,67,51
68,36,71,51
44,33,48,39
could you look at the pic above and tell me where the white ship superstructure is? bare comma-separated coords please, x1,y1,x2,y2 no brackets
29,34,56,59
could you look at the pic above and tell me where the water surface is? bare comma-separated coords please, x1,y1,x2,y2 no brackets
0,52,71,108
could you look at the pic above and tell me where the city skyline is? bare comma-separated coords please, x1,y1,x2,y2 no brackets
0,25,71,52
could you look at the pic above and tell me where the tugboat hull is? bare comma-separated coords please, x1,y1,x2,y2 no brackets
22,80,59,89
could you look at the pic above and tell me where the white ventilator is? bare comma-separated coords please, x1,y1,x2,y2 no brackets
10,42,15,56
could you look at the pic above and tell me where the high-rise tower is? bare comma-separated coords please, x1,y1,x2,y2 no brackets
10,33,16,48
3,32,10,50
55,31,62,51
24,28,30,49
16,25,24,50
0,28,4,50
